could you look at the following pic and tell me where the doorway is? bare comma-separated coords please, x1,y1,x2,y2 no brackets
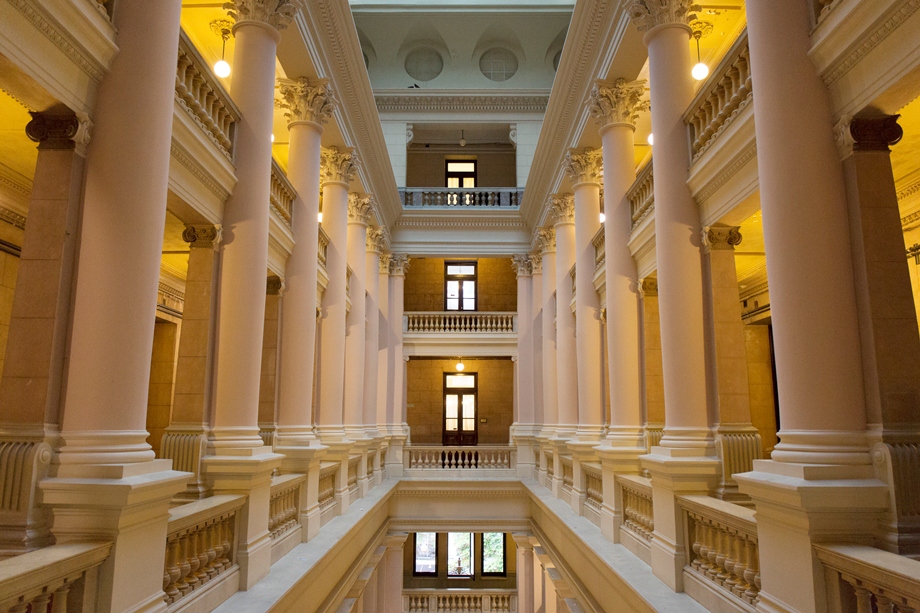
442,372,478,446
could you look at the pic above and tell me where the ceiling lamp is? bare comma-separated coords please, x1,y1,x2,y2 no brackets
691,21,713,81
599,213,606,223
647,133,654,146
211,20,233,78
456,358,465,372
459,130,466,147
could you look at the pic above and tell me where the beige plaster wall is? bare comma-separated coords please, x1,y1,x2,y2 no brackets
402,532,517,589
406,358,514,445
258,292,280,426
406,151,517,188
146,319,179,455
404,258,517,312
0,250,19,379
642,292,665,426
744,324,778,456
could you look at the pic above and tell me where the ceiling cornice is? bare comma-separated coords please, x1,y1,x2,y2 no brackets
293,0,402,228
374,89,552,113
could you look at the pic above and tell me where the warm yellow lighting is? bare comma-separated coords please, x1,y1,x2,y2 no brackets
647,133,654,146
456,359,465,372
271,133,275,143
318,212,323,223
692,62,710,81
599,213,606,223
214,59,231,78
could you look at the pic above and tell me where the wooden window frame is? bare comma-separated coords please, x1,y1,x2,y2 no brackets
445,159,477,189
444,261,478,312
413,532,439,577
479,532,507,577
442,372,478,446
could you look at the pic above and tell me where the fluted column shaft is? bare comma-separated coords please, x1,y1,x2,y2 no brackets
210,15,281,450
552,199,578,434
344,196,370,436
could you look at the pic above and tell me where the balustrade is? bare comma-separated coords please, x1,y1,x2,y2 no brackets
403,590,518,612
270,159,296,229
318,465,337,515
561,458,574,495
269,474,305,541
163,495,244,605
0,542,111,613
406,446,515,469
817,543,920,613
593,226,605,270
685,31,752,163
618,475,654,543
347,457,359,499
399,187,525,208
583,464,603,513
679,494,760,607
628,161,654,231
318,227,330,268
404,312,517,333
175,30,239,160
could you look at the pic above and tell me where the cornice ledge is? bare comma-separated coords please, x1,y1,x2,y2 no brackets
374,89,552,113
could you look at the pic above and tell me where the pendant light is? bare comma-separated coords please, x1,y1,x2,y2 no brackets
211,20,232,78
456,357,465,372
459,130,466,147
691,21,713,81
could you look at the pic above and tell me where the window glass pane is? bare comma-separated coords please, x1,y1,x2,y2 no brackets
415,533,437,574
463,299,475,310
463,177,475,188
459,266,475,275
482,533,505,574
445,375,475,388
447,162,476,173
447,533,473,577
447,281,459,298
447,298,459,310
447,177,460,188
462,395,475,418
446,395,458,418
463,281,475,297
446,418,458,431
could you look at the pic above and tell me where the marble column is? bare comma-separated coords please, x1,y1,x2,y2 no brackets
257,276,283,443
274,77,334,454
344,194,372,439
513,534,536,613
364,228,387,440
0,111,88,556
316,147,358,443
838,114,920,556
383,532,408,613
530,253,544,428
536,229,558,435
733,2,889,612
512,255,535,431
563,149,605,444
625,1,720,591
588,79,647,454
639,278,665,439
550,196,578,436
384,256,409,475
376,254,392,433
38,2,189,612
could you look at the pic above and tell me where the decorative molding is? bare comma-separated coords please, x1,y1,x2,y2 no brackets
529,253,543,274
182,224,222,250
562,148,603,185
897,168,920,206
695,142,758,206
822,0,920,86
393,488,527,499
639,277,658,297
587,78,648,128
25,111,92,154
224,0,297,30
7,0,106,82
534,227,557,254
170,143,232,202
406,124,414,144
347,193,372,224
549,194,575,225
701,226,742,252
374,92,550,113
509,124,517,150
276,77,336,126
379,252,393,274
0,206,27,230
366,226,389,253
266,275,285,296
395,217,526,230
623,0,700,31
390,254,410,276
511,255,533,277
320,146,359,186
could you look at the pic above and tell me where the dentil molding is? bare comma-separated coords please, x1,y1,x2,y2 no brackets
587,78,649,128
374,90,550,113
276,77,336,126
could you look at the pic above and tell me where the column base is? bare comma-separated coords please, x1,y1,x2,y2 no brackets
316,425,351,445
0,429,54,557
384,434,407,479
571,424,605,445
39,459,190,613
734,458,888,613
511,431,537,479
274,425,318,448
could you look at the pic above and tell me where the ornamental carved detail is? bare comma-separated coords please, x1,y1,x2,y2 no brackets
549,194,575,225
182,224,223,249
320,146,359,186
366,227,388,253
25,111,92,153
534,227,556,253
511,255,533,277
379,253,393,274
835,115,903,158
348,193,372,224
588,78,649,128
276,77,336,126
390,254,410,276
223,0,297,31
624,0,701,32
639,277,658,297
701,226,742,252
529,253,543,274
562,148,603,185
266,275,285,295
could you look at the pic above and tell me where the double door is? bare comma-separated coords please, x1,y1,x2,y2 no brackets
442,372,477,446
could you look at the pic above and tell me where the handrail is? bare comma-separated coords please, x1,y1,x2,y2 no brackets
816,543,920,612
400,187,524,208
404,312,517,333
627,160,654,230
270,159,296,229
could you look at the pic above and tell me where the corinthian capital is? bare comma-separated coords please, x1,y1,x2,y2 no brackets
701,226,742,252
534,227,556,254
320,146,359,186
529,253,543,274
348,194,372,224
562,148,603,186
624,0,700,32
549,195,575,225
390,254,410,276
511,255,533,277
277,78,336,127
224,0,297,31
588,79,649,128
367,227,389,253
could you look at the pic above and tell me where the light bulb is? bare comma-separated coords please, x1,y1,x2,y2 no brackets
647,133,654,146
692,62,710,81
271,133,275,143
599,213,606,223
456,361,465,371
317,212,323,223
214,59,231,78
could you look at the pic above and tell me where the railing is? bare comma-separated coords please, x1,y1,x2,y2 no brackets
593,225,605,270
404,312,517,333
318,464,337,517
404,590,518,612
400,187,524,208
0,542,111,613
318,226,330,268
628,161,654,231
816,543,920,613
176,29,239,160
406,446,516,469
583,463,603,513
561,458,574,495
270,159,296,229
163,494,244,606
679,494,760,607
618,475,654,544
685,30,752,163
269,474,305,541
347,457,359,499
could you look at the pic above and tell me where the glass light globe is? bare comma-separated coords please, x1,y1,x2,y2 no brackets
456,361,465,371
214,59,231,78
599,213,606,223
271,133,275,143
692,62,709,81
647,133,654,146
317,212,323,223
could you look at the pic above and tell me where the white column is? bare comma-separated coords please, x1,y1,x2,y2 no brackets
344,194,371,438
384,256,409,475
530,253,545,428
316,147,358,443
563,149,605,444
512,256,535,431
275,78,334,450
550,196,578,436
376,254,392,433
536,229,558,435
364,230,387,439
383,532,408,613
513,534,535,613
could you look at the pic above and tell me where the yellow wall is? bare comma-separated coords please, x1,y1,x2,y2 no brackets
404,258,517,312
406,151,517,188
744,324,778,456
402,532,517,589
146,318,179,455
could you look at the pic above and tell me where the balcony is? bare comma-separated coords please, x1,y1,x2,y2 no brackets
403,312,518,357
399,187,525,208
